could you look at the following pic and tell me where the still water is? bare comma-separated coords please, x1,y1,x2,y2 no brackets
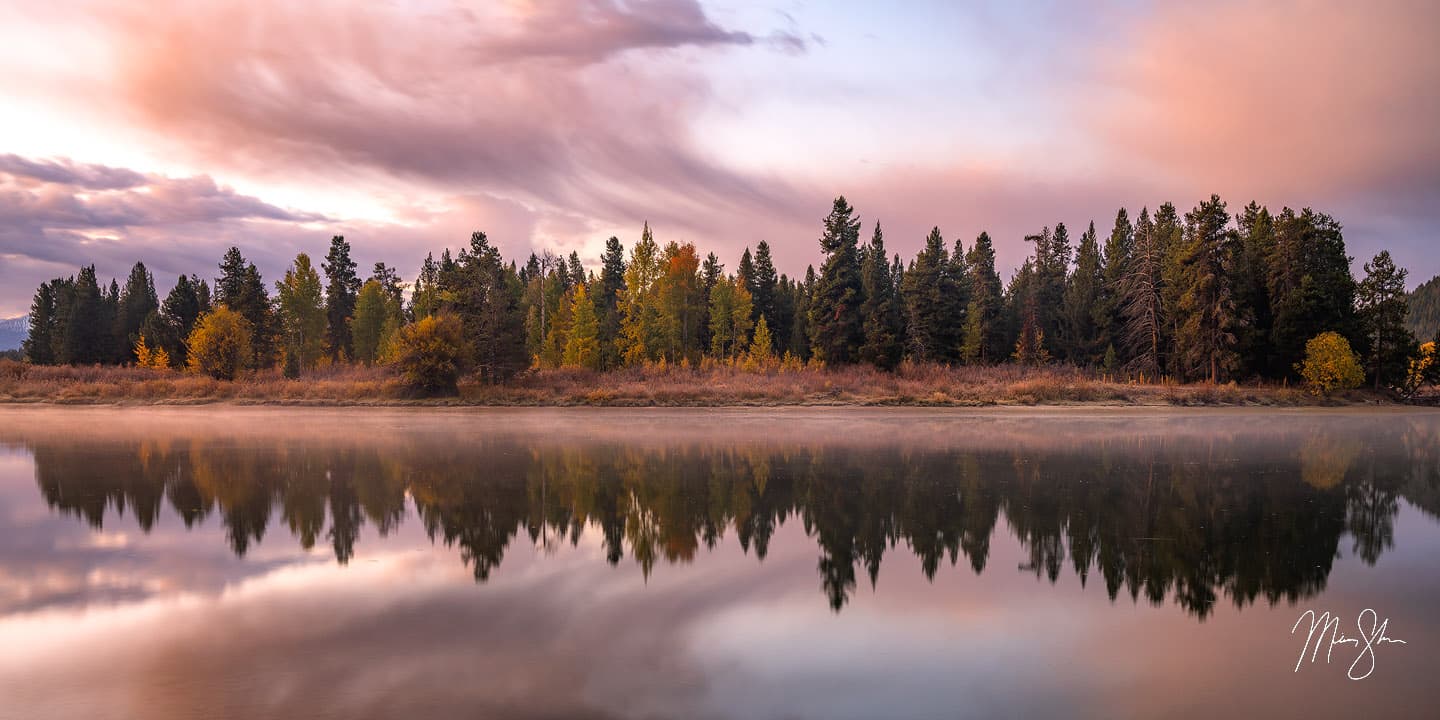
0,407,1437,719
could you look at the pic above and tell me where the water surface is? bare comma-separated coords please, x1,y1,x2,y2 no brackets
1,407,1437,719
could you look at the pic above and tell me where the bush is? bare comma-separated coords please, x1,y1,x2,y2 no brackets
0,357,28,381
186,306,254,381
389,313,466,395
1298,331,1364,396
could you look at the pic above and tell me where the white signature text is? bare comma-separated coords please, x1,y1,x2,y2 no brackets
1291,608,1408,680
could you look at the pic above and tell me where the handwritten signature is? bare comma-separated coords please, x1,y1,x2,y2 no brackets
1292,609,1408,680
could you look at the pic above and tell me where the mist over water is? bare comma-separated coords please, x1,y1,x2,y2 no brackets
1,408,1437,719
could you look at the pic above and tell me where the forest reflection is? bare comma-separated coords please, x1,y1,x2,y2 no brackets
11,413,1440,618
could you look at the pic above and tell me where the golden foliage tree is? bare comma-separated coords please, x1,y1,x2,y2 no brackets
618,223,663,365
1401,341,1437,398
186,306,254,380
133,335,171,370
744,315,776,370
562,283,602,370
656,241,703,362
353,279,403,366
389,313,466,395
1298,331,1364,396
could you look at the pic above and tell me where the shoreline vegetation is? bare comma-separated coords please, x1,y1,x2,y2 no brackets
0,360,1413,407
12,194,1440,405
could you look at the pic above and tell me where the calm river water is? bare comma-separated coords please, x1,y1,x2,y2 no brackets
0,407,1437,719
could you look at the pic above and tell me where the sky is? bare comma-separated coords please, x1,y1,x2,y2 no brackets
1,0,1437,317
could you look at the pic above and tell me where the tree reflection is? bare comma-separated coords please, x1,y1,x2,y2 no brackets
20,417,1440,619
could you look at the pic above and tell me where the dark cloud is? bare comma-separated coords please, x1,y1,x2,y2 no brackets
0,158,336,314
471,0,763,63
0,154,147,190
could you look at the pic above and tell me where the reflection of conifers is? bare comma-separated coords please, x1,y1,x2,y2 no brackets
24,421,1437,618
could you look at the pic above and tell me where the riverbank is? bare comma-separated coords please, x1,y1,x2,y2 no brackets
0,360,1393,407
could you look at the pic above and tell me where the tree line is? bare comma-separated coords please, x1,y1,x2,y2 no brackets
21,194,1434,392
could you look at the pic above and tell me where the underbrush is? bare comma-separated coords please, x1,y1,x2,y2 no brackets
0,358,1370,407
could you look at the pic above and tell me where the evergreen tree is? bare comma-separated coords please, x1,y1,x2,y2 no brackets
23,281,58,365
751,240,779,328
1356,250,1415,390
889,253,908,354
1267,208,1357,378
809,197,865,364
1233,202,1275,377
44,276,75,363
1153,203,1186,377
216,247,275,367
772,274,796,359
962,232,1005,364
567,251,586,288
275,253,327,371
411,253,444,320
902,227,962,363
708,275,754,358
370,262,405,306
736,247,755,299
102,279,121,363
1176,195,1240,382
1008,261,1049,366
62,266,107,365
1033,223,1071,359
699,251,724,353
949,235,971,339
454,231,528,382
158,275,208,367
117,262,158,362
1096,208,1133,360
858,223,904,370
322,235,360,360
1063,222,1104,363
1120,208,1163,378
791,266,816,359
1406,275,1440,341
598,236,627,368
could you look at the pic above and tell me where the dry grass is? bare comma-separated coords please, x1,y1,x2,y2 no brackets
0,360,406,405
0,357,1371,407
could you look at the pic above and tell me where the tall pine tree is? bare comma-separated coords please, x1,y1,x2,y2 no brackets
1267,208,1357,378
216,247,275,366
1356,250,1415,390
1120,208,1163,378
322,235,360,360
903,227,963,363
117,262,158,362
751,240,779,332
859,223,904,369
1096,208,1133,361
1063,222,1104,364
598,236,627,368
1176,195,1239,382
809,197,865,364
962,232,1005,364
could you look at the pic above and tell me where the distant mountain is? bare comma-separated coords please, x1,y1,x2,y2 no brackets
0,316,27,352
1409,276,1440,343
